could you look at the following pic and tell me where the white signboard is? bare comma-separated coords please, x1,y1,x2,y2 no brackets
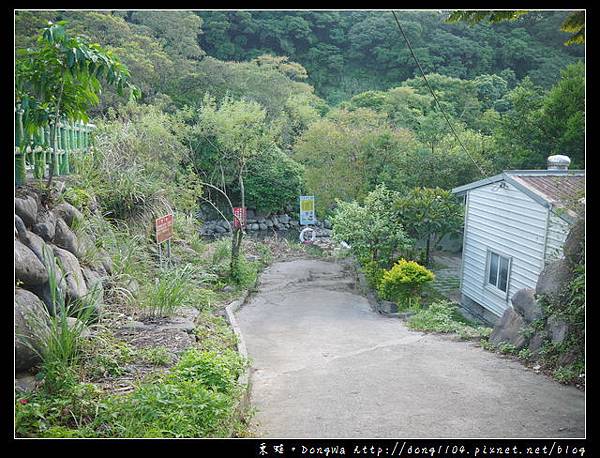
299,195,316,225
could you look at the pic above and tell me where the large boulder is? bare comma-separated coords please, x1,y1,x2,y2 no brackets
511,288,542,323
546,316,569,344
489,307,527,349
32,211,57,242
53,202,83,228
15,214,28,240
563,215,585,267
15,288,50,371
53,218,82,258
52,246,88,302
15,239,48,286
15,195,38,227
20,230,49,264
536,258,572,299
528,331,547,355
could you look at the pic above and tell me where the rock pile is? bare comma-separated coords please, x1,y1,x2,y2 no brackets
15,189,110,371
199,207,334,237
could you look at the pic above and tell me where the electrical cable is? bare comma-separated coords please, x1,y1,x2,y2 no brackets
391,10,488,177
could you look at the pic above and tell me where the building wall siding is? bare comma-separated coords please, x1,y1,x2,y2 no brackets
545,212,571,262
460,181,549,317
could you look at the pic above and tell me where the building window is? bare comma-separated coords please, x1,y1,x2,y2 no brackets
487,251,511,293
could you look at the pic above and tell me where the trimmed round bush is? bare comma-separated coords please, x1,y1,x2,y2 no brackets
378,259,434,309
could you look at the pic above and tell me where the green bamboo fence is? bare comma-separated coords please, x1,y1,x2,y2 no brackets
15,106,95,186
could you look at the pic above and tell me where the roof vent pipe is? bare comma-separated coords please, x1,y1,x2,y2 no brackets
547,155,571,171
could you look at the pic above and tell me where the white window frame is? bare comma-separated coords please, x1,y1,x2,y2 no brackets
484,249,512,301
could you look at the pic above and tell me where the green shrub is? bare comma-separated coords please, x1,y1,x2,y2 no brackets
243,146,304,214
230,256,258,288
15,381,103,437
407,300,491,339
331,184,412,267
498,342,518,355
255,242,273,266
79,331,136,380
361,260,385,290
408,300,461,332
553,362,584,384
378,259,434,309
140,264,198,317
518,348,533,360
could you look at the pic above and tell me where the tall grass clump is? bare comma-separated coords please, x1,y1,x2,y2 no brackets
24,247,99,392
140,265,198,317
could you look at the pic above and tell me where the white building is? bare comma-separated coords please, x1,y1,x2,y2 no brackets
452,156,584,324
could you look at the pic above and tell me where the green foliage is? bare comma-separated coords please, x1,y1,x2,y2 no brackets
378,259,435,309
447,10,584,46
140,265,199,317
194,310,239,353
130,11,204,59
230,255,258,288
498,342,518,355
74,102,198,225
197,11,582,102
536,62,585,168
535,252,585,380
79,331,136,379
15,380,104,437
294,108,419,213
138,346,172,366
244,146,304,214
88,348,245,437
23,247,99,393
518,348,533,361
361,260,385,290
16,348,246,438
407,300,491,338
394,187,464,265
331,184,412,268
553,362,584,384
16,20,138,143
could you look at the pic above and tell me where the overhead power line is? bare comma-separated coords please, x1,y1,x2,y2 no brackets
391,10,488,177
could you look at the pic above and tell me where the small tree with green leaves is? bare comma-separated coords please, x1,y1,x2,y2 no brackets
394,187,463,266
193,94,276,282
15,20,139,185
331,184,412,269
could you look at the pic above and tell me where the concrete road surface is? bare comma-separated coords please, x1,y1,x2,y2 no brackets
236,259,585,438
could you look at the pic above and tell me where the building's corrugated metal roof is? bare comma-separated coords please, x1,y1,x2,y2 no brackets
509,174,585,208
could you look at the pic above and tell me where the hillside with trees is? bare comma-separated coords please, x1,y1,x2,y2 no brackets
14,10,585,438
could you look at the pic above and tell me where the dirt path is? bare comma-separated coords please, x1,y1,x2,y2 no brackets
236,258,585,438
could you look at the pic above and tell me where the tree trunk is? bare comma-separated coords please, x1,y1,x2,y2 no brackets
230,162,246,282
425,235,431,267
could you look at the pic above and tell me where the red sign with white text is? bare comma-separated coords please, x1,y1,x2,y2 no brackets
155,214,174,243
233,207,247,229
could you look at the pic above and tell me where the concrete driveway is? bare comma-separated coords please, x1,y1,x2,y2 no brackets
236,259,585,438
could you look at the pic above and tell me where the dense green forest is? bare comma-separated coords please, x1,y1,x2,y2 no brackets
15,9,585,214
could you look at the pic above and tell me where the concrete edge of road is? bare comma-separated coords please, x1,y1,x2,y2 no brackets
223,284,255,423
